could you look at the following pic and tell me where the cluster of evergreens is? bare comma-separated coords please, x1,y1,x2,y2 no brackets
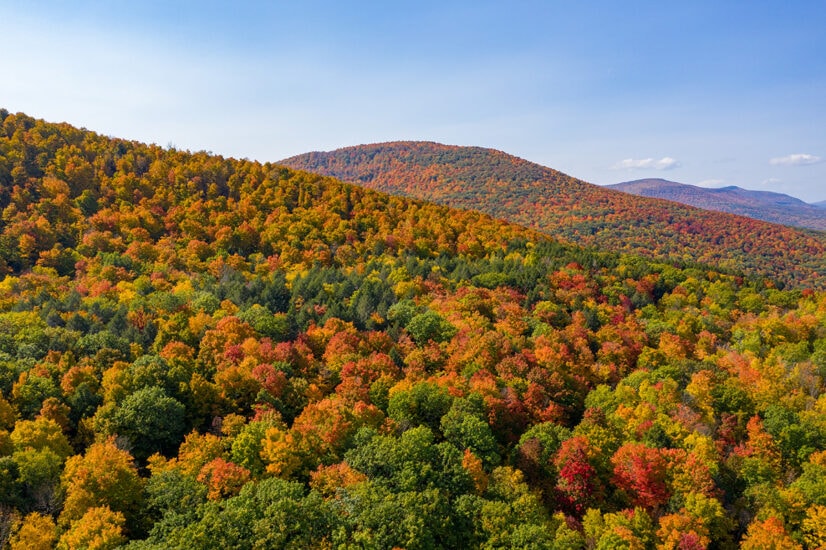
2,111,826,548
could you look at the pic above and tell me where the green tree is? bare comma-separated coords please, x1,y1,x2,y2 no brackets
95,386,186,462
440,396,500,468
406,310,457,345
388,381,453,432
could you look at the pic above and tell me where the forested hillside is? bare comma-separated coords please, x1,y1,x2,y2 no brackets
609,179,826,231
2,112,826,548
282,142,826,289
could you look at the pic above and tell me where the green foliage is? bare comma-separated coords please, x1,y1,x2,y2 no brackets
237,305,290,341
95,387,186,461
405,309,457,344
143,468,207,524
441,396,500,468
388,381,453,432
345,427,472,495
0,455,25,508
136,478,338,549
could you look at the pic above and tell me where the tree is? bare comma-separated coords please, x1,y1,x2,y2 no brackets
582,507,655,550
802,504,826,550
9,417,72,458
57,506,126,550
0,394,14,430
554,435,602,516
8,512,56,550
440,397,500,468
515,422,571,500
345,426,473,496
467,466,558,549
611,442,670,511
405,310,457,345
0,457,23,547
196,458,250,501
10,417,72,512
309,461,367,497
95,386,186,461
142,461,207,529
739,516,801,550
260,427,302,478
388,381,452,432
230,417,280,476
59,438,143,527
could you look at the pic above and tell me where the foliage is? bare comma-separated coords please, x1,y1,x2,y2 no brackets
282,141,826,289
1,112,826,546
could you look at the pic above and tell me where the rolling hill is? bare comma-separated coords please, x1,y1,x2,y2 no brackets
282,142,826,288
608,178,826,231
5,111,826,547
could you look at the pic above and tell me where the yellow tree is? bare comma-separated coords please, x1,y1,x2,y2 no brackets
802,505,826,550
9,512,57,550
59,438,142,527
740,516,801,550
57,506,126,550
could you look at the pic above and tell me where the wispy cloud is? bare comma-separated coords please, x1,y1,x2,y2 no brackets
761,178,781,186
697,179,725,187
612,157,680,170
769,153,821,166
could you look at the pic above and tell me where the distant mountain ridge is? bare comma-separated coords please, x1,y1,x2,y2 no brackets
608,178,826,231
282,142,826,288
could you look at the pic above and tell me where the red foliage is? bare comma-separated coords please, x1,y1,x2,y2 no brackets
611,442,670,511
554,436,601,516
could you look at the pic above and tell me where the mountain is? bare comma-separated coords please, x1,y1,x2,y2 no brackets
608,178,826,231
816,200,826,209
5,111,826,547
281,141,826,289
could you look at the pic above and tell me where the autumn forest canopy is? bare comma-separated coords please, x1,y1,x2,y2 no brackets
3,110,826,548
282,142,826,290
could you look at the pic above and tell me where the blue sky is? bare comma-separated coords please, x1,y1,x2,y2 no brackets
2,1,825,201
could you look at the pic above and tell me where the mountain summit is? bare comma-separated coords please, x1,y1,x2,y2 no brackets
608,178,826,231
282,142,826,288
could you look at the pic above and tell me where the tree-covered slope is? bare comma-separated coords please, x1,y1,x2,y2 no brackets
609,178,826,231
282,142,826,289
2,112,826,548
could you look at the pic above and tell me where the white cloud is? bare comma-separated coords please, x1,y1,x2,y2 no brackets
697,179,725,187
612,157,680,170
769,153,821,166
761,178,782,186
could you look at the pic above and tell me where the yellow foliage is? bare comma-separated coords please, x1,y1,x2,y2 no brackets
175,431,226,478
309,462,368,497
57,506,126,550
10,417,72,458
656,512,708,550
261,427,302,478
9,512,57,550
462,449,488,495
685,370,716,424
803,505,826,550
682,433,718,475
60,438,142,525
740,516,801,550
0,393,15,430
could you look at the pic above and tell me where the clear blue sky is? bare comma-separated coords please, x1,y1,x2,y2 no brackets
3,1,825,201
